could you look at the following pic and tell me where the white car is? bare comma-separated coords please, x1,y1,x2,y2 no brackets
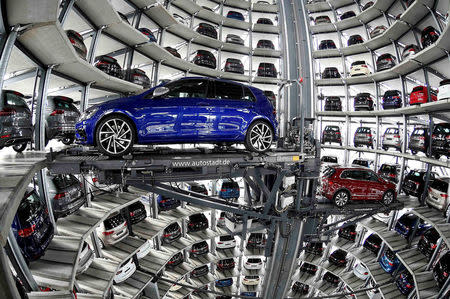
114,258,136,284
217,235,236,249
366,279,382,299
426,177,450,214
349,61,371,76
217,212,226,227
244,258,263,270
136,239,152,259
170,278,187,291
344,285,355,298
242,275,260,286
77,242,94,275
96,212,129,247
353,262,369,280
173,13,188,25
438,79,450,101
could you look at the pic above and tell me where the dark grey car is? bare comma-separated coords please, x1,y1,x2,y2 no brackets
224,58,244,74
45,96,80,145
225,34,244,45
48,173,86,219
0,90,32,152
354,127,375,148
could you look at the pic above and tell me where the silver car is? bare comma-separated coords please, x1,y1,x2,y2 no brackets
426,178,450,216
382,127,402,151
225,34,244,45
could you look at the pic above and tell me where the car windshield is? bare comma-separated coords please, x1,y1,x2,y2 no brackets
412,86,424,92
322,156,337,163
430,179,449,193
220,235,234,241
52,174,77,189
385,128,398,134
223,182,238,188
323,167,335,178
413,128,426,135
325,126,339,132
380,165,396,172
356,127,370,133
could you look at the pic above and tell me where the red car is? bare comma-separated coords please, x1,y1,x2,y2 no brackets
321,166,396,207
409,86,437,105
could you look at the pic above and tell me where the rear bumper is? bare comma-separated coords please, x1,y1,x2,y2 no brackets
0,126,32,148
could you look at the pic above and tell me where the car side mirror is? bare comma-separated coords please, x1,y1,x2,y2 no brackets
152,86,169,98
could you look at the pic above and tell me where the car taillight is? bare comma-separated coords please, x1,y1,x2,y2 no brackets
50,109,65,116
1,134,11,139
431,243,437,249
367,134,372,137
163,233,171,237
191,249,197,252
18,225,36,237
419,136,426,140
389,173,396,177
446,135,450,140
0,107,16,116
189,223,194,226
221,189,226,192
92,177,98,183
103,230,114,235
444,271,448,277
130,212,135,217
116,270,122,275
218,242,223,244
362,65,367,68
394,135,400,138
406,284,412,288
441,194,449,199
432,134,436,138
54,192,68,200
336,132,340,134
388,261,393,266
430,31,437,36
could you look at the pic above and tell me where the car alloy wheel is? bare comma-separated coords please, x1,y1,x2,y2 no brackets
445,205,450,219
334,191,349,207
96,115,135,157
382,190,394,205
12,142,27,153
245,121,273,153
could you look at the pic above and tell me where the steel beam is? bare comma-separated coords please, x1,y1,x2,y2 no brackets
0,25,20,108
34,66,53,151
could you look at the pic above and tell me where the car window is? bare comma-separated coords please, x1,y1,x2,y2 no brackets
4,92,27,107
243,87,256,101
364,171,379,182
163,79,208,98
17,192,43,222
215,81,243,100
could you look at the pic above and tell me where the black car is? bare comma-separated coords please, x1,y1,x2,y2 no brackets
382,90,402,109
217,258,235,271
314,15,331,24
187,182,208,195
321,156,338,163
138,28,157,42
247,233,267,249
164,46,181,58
66,30,87,60
323,271,339,286
395,213,430,238
224,58,244,74
305,242,323,255
126,201,147,224
328,249,347,267
396,272,414,295
352,158,373,168
300,262,318,275
378,163,400,183
376,54,396,71
432,123,450,159
50,174,85,219
257,39,275,49
166,252,183,268
338,224,357,242
292,281,309,294
256,18,273,25
421,26,440,48
162,222,181,244
192,50,216,69
126,68,151,88
191,265,209,277
340,11,356,20
257,63,277,77
95,55,123,79
321,126,342,145
324,96,342,111
196,23,217,39
188,213,209,232
402,44,420,60
347,34,364,46
409,127,429,155
362,1,374,10
318,39,336,50
364,233,382,254
433,251,450,288
321,67,340,79
45,95,80,145
191,241,209,257
0,90,32,152
418,227,440,258
402,169,437,198
354,93,374,111
157,195,181,211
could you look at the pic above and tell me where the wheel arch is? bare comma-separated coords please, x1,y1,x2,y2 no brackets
248,117,276,137
93,112,138,146
333,188,351,200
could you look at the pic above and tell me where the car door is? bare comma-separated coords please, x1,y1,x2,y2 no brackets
364,171,385,200
212,81,256,139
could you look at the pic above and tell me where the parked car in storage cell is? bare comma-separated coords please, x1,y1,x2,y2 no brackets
227,11,244,21
350,61,370,76
402,44,420,60
319,40,336,50
433,251,450,288
217,235,236,249
192,50,216,69
126,69,150,88
226,34,244,45
114,258,136,284
187,182,208,195
0,90,32,152
328,249,348,266
94,55,123,79
242,275,260,286
257,63,277,77
300,262,318,275
247,232,266,249
305,242,323,255
378,163,400,183
257,39,275,49
196,23,217,39
340,11,356,20
138,28,157,42
315,15,331,24
188,213,208,232
432,123,450,158
395,213,430,238
166,252,183,268
347,34,364,46
321,166,396,207
376,54,396,71
421,26,440,48
396,272,414,295
217,258,235,271
219,180,239,200
354,93,374,110
338,224,357,241
12,190,54,262
370,25,387,38
97,211,128,247
352,158,374,169
224,58,244,74
324,96,342,111
322,125,342,145
245,258,263,270
410,85,437,105
426,178,450,216
402,169,437,198
191,265,209,277
353,262,369,280
215,278,233,287
66,30,87,60
364,233,382,254
382,90,402,109
164,46,181,58
257,18,273,25
382,127,402,151
418,227,440,258
322,67,340,78
157,195,181,211
45,96,80,145
323,271,339,286
379,248,401,273
292,281,309,294
191,241,209,257
409,127,429,154
438,79,450,101
126,201,147,224
162,222,181,244
354,127,375,148
48,173,85,219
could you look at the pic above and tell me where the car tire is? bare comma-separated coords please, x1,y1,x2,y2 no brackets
95,115,135,157
411,150,417,155
382,190,394,205
12,142,27,153
333,190,349,207
444,205,450,219
244,120,274,153
61,136,75,145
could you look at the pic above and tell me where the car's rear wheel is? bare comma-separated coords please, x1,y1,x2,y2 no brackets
13,142,27,153
96,115,135,157
411,150,417,155
245,121,273,153
333,190,349,207
382,190,394,205
61,135,75,145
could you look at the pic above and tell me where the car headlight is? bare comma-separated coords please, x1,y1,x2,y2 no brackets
80,108,98,121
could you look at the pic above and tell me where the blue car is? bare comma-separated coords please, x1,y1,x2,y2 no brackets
241,292,256,297
215,278,233,287
226,11,245,21
219,180,240,200
382,90,402,109
76,77,277,157
379,249,402,273
395,272,414,295
157,195,181,211
11,190,54,262
138,28,157,42
394,213,431,238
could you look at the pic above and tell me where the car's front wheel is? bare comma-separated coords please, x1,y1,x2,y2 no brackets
13,142,27,153
382,190,394,205
96,115,135,157
333,190,349,207
244,121,274,153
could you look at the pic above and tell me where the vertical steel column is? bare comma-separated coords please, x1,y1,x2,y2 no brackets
248,6,253,83
34,66,53,150
376,242,386,262
0,25,20,101
421,115,434,205
0,247,22,299
58,0,75,25
426,237,443,271
87,26,104,65
80,82,91,112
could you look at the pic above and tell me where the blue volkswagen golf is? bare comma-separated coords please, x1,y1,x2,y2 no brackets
76,77,277,157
